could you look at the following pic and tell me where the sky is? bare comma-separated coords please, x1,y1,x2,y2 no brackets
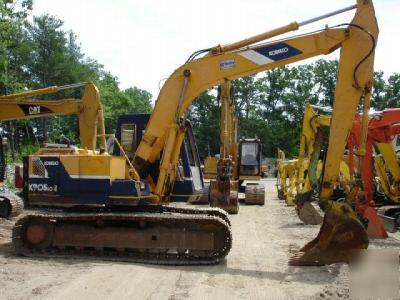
32,0,400,100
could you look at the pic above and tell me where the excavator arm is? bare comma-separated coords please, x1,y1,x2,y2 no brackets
0,82,106,151
134,0,378,203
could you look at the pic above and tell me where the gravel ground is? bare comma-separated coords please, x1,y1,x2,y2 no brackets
0,179,399,300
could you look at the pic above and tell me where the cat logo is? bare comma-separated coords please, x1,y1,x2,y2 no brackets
18,104,53,116
28,106,41,115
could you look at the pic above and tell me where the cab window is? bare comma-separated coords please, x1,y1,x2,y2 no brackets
241,143,259,166
121,123,137,158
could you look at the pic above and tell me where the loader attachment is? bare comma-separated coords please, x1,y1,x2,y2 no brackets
289,203,368,266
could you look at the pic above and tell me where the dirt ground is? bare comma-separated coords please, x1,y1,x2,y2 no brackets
1,179,399,300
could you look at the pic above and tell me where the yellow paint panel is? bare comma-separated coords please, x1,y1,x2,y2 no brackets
60,155,79,176
110,156,126,180
79,155,111,176
203,156,218,177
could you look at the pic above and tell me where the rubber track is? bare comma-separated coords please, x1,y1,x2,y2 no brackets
12,210,232,265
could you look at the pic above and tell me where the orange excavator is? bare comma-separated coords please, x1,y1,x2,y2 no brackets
13,0,378,266
349,109,400,237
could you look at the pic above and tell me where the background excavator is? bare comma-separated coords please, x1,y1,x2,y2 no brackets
297,108,397,239
276,104,331,207
13,0,378,266
376,138,400,231
350,108,400,234
0,82,105,218
202,81,265,214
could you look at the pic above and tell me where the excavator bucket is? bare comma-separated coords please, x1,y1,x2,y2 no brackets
294,191,323,225
209,180,239,214
289,206,368,266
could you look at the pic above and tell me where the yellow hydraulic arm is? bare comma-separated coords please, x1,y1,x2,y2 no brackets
133,0,378,204
219,81,238,172
0,82,106,151
203,81,238,180
297,104,331,189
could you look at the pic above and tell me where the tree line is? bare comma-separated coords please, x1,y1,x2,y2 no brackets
0,0,152,159
2,0,399,162
190,61,400,159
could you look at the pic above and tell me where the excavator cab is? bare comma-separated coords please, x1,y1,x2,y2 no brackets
238,138,265,205
114,114,205,202
238,138,262,179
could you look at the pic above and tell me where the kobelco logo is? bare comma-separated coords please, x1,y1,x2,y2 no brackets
29,183,58,192
43,161,59,166
269,47,289,56
28,106,41,115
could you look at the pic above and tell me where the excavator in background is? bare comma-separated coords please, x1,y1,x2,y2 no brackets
348,108,400,234
0,82,106,218
276,149,299,203
276,104,331,207
376,139,400,231
203,81,264,214
297,108,396,238
276,104,353,226
13,0,378,266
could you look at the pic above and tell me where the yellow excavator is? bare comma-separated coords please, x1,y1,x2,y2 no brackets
276,104,330,206
376,143,400,232
375,144,400,204
203,81,265,214
276,149,298,203
277,104,353,225
13,0,378,266
0,82,104,218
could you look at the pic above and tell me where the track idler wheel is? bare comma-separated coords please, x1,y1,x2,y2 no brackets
21,218,54,250
289,205,368,266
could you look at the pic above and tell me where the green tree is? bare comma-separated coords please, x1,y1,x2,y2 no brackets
188,92,219,159
97,72,152,132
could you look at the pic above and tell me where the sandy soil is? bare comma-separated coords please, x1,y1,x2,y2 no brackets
0,179,399,300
